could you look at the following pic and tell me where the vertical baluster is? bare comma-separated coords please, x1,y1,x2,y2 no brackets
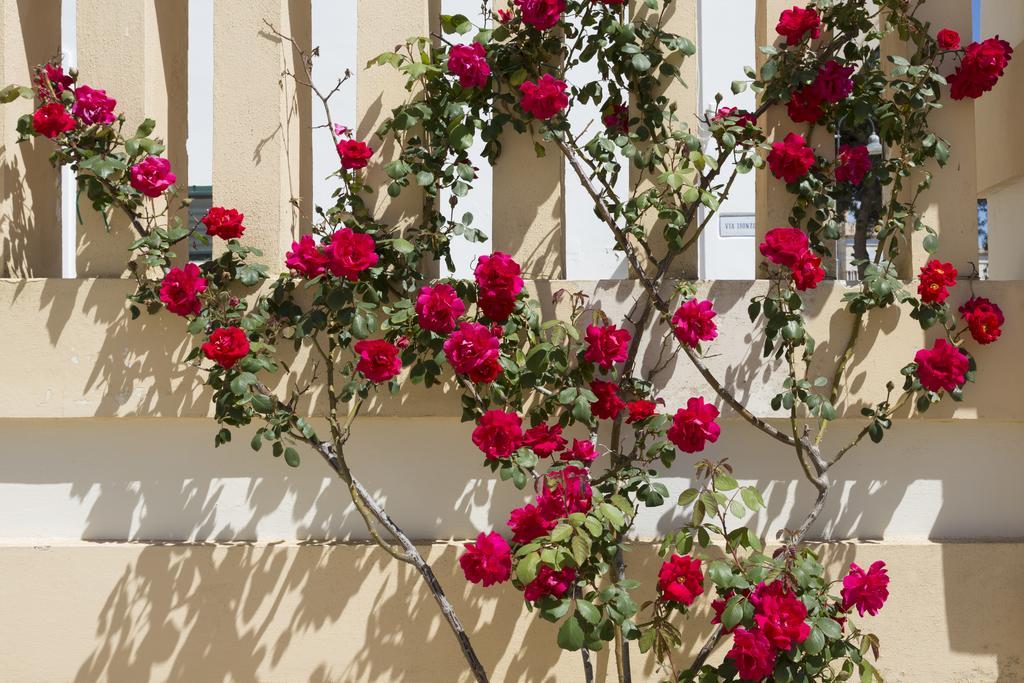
213,0,311,272
0,1,62,277
76,0,188,276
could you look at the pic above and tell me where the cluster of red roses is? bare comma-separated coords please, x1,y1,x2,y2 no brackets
717,562,889,681
758,226,825,291
912,259,1004,394
31,64,177,199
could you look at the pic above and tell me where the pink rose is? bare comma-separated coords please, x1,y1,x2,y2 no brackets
841,561,890,617
324,228,379,281
285,235,329,278
519,74,569,120
523,566,575,602
448,43,490,88
354,339,403,383
72,84,117,125
514,0,565,30
475,252,525,294
444,322,501,382
754,583,811,651
914,338,968,393
472,409,523,460
460,532,512,587
130,156,176,198
713,107,758,127
583,323,631,370
667,397,720,454
416,283,465,334
508,504,555,543
538,465,593,519
159,263,207,317
671,299,718,348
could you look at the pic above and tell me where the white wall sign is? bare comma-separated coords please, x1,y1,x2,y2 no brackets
719,213,756,238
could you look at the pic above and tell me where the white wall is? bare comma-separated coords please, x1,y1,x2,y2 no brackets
2,417,1021,543
697,0,757,280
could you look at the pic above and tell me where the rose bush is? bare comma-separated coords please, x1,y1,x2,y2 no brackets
3,1,1012,681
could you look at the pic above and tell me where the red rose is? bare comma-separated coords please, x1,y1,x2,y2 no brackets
713,107,758,127
657,554,704,606
949,37,1013,100
159,263,207,317
937,28,961,51
753,583,811,651
519,73,569,120
791,249,825,291
760,227,809,268
538,465,593,518
602,102,629,134
813,60,855,103
776,6,821,46
523,566,575,602
672,298,718,348
514,0,565,30
475,252,525,294
523,423,566,458
416,283,465,334
560,438,598,464
448,43,490,88
354,339,403,383
336,138,373,170
508,504,555,543
914,338,968,393
593,0,626,4
324,227,379,281
918,259,958,304
836,144,872,185
32,102,77,139
478,287,518,322
460,532,512,587
768,132,815,183
444,322,501,382
130,156,176,198
626,399,657,424
497,8,513,23
472,409,523,460
202,326,250,369
668,397,721,454
589,379,625,420
72,84,117,125
285,235,329,278
841,561,889,617
786,85,824,123
959,296,1004,345
583,323,631,370
201,206,246,240
40,63,74,97
727,628,777,682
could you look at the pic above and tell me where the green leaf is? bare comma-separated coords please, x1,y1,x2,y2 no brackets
731,80,748,94
722,599,744,630
517,552,541,584
819,618,843,640
392,238,415,254
557,615,585,651
576,600,601,624
803,626,825,655
229,371,258,395
283,447,301,468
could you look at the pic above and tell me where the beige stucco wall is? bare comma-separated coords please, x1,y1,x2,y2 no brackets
0,542,1019,682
